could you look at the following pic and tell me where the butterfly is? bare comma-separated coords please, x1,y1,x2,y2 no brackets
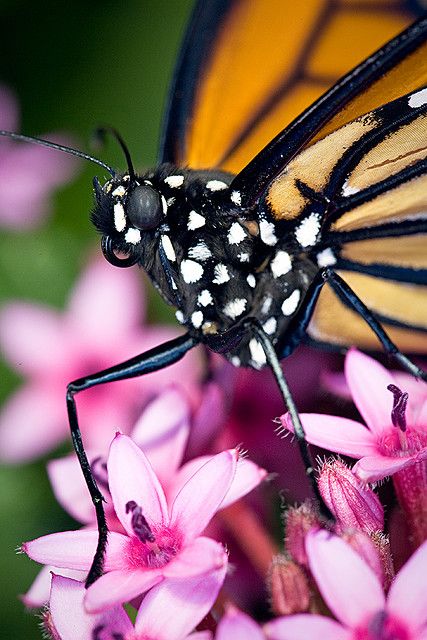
2,0,426,586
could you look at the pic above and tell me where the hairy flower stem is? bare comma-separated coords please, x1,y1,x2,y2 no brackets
219,501,279,576
393,461,427,548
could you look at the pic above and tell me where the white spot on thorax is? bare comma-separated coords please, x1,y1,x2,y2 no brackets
270,251,292,278
188,242,212,261
188,210,205,230
259,219,278,246
317,248,336,267
262,317,277,335
175,310,184,324
160,195,168,215
249,339,266,368
227,222,246,245
167,197,176,206
198,289,213,306
191,310,203,328
206,179,228,191
112,185,126,198
238,252,249,262
213,263,230,284
341,179,360,197
223,298,247,319
295,213,321,247
114,202,126,232
246,274,256,288
180,259,204,283
125,228,141,245
231,190,241,205
230,356,241,367
261,296,272,315
161,235,176,262
408,88,427,108
281,289,301,316
164,175,184,188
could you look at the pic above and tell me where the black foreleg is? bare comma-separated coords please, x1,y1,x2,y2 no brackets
66,332,198,586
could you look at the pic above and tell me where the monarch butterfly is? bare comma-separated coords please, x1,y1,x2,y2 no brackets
1,0,426,587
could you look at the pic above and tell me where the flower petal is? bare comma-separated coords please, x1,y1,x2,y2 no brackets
306,529,385,627
345,349,394,435
388,539,427,632
48,455,97,524
264,614,350,640
163,537,227,579
49,575,133,640
281,412,376,458
21,565,86,608
353,453,416,483
85,569,163,613
216,607,265,640
170,449,237,542
23,530,127,571
135,562,227,640
221,458,268,509
108,433,168,535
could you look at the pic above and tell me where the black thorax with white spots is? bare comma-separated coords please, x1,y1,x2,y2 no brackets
92,164,325,369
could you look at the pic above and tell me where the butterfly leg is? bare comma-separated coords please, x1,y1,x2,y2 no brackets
66,332,198,587
325,269,427,381
250,320,334,522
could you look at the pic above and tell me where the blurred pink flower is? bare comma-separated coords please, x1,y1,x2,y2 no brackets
280,349,427,483
0,84,80,229
24,434,233,612
216,606,264,639
46,570,224,640
0,258,201,461
264,528,427,640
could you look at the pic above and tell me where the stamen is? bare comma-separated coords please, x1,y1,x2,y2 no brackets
125,500,156,543
387,384,409,451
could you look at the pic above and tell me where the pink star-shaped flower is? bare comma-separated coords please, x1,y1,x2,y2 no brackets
280,349,427,482
24,434,235,612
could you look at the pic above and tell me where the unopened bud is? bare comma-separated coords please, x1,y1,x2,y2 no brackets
268,555,310,615
284,502,320,567
370,531,394,589
318,458,384,534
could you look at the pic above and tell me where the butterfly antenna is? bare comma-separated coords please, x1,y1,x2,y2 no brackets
93,126,136,182
0,130,115,176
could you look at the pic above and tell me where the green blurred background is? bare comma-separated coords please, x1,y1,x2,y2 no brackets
0,1,194,636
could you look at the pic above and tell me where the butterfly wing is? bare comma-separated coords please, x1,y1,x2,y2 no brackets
160,0,424,177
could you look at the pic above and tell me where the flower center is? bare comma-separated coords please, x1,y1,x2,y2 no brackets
378,385,427,457
354,610,410,640
125,500,181,570
92,624,125,640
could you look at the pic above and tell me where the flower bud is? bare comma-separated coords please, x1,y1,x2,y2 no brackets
318,458,384,534
284,502,320,567
268,555,310,615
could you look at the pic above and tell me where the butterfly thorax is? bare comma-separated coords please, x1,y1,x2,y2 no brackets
92,164,320,368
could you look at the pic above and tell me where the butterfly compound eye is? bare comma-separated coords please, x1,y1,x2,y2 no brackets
127,184,163,230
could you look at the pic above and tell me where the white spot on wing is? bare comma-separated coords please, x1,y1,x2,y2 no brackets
249,338,266,368
188,242,212,261
238,252,249,262
408,88,427,108
246,274,256,288
175,310,184,324
281,289,301,316
198,289,213,306
213,263,230,284
191,310,203,328
230,356,241,367
161,195,168,214
231,190,241,205
263,317,277,335
206,179,228,191
270,251,292,278
341,179,360,197
295,213,321,247
317,248,336,267
227,222,246,245
114,202,126,232
180,259,204,283
125,228,141,244
164,175,184,188
188,210,205,230
223,298,247,319
161,235,176,262
259,219,278,246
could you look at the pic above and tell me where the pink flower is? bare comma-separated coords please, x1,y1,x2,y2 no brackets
264,528,427,640
0,84,79,229
216,606,265,639
46,568,225,640
24,434,234,612
0,258,200,461
280,349,427,483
